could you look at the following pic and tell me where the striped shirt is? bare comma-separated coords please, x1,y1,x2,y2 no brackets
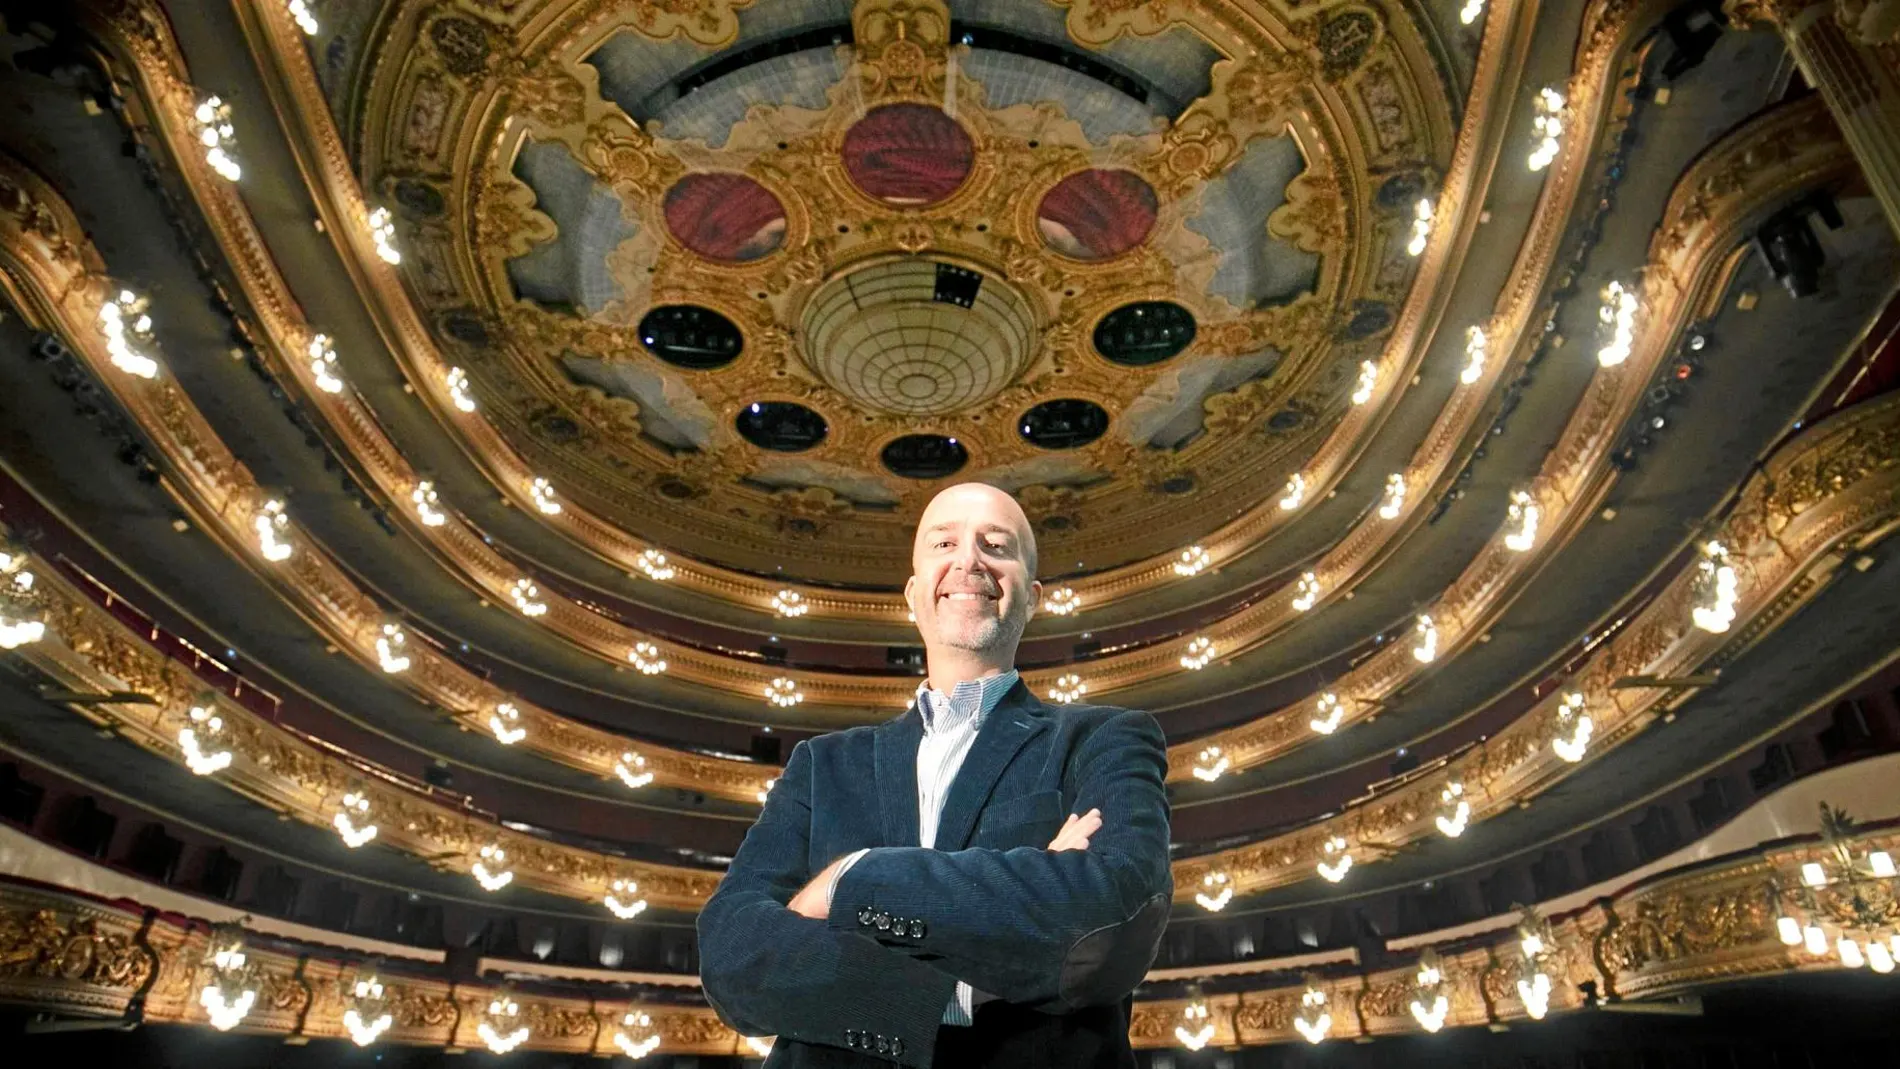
827,669,1021,1027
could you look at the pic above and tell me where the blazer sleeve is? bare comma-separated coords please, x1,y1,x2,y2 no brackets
698,739,961,1068
825,709,1173,1011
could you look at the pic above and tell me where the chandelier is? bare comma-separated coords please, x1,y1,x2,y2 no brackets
1174,985,1215,1050
1774,804,1898,973
252,498,294,562
605,877,649,919
1293,975,1332,1044
489,702,526,745
1194,870,1233,911
1191,745,1229,783
341,971,394,1046
197,924,258,1031
0,553,44,650
1408,949,1450,1032
614,1009,661,1059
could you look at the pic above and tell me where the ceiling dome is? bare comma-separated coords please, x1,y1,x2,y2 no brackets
799,259,1037,416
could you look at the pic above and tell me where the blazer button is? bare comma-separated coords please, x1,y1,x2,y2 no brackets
874,911,891,931
858,906,875,926
891,1036,905,1056
845,1029,859,1047
876,1034,890,1054
908,919,926,939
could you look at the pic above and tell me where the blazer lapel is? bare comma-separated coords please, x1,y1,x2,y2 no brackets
874,703,923,848
930,680,1048,852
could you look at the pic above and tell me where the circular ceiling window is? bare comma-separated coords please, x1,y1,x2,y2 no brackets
1093,302,1196,366
1037,169,1158,260
880,434,969,480
663,173,787,263
735,401,827,452
1019,399,1110,450
638,305,742,370
842,103,975,207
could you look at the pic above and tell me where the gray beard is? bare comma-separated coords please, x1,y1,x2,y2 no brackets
937,602,1029,653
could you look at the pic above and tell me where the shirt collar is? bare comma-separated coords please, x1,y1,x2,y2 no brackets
915,670,1019,735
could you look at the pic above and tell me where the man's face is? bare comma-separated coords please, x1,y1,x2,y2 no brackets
905,484,1041,659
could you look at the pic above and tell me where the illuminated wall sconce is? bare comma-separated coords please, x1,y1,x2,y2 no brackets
180,701,234,776
197,925,258,1031
1294,976,1332,1044
757,777,778,803
1291,571,1322,612
1596,280,1638,367
1434,780,1471,838
193,95,243,181
1309,692,1344,735
509,577,548,617
1048,673,1085,704
341,972,393,1046
1279,472,1307,511
1409,949,1451,1031
334,790,378,848
1503,489,1540,552
634,549,676,581
772,589,808,617
376,622,411,673
1194,869,1233,911
528,477,563,515
1180,636,1216,671
1412,614,1439,663
1379,472,1407,520
411,480,446,526
1406,197,1434,256
1174,985,1214,1051
1042,586,1080,615
1191,745,1229,783
1551,690,1593,762
477,993,530,1054
1351,359,1380,405
628,641,667,675
489,702,526,745
472,841,515,891
1691,540,1738,633
1528,86,1566,170
765,677,804,708
445,366,477,412
287,0,320,35
1316,835,1354,882
367,206,401,264
307,333,344,394
614,1010,660,1059
1174,545,1210,577
99,288,160,379
1461,0,1487,24
605,877,650,919
1461,324,1488,385
615,751,654,789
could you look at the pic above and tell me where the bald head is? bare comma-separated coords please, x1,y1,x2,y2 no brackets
905,483,1041,676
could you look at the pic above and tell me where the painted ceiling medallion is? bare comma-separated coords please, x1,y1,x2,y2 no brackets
1037,169,1159,260
841,103,975,206
662,173,786,263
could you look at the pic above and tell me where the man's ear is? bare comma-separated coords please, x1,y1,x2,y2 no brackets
1027,579,1043,618
903,574,918,622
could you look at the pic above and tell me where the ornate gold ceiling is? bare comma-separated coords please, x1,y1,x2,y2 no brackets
358,0,1454,582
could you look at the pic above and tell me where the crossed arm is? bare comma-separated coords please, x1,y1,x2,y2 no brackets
696,710,1171,1063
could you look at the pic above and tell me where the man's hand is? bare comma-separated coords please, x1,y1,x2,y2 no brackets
787,852,854,919
1047,808,1101,852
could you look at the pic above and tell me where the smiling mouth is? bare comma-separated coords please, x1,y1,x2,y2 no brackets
939,592,997,603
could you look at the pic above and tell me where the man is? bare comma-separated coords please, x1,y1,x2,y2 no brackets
699,483,1173,1068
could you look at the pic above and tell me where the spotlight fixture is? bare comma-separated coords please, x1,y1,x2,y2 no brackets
307,333,344,393
1048,673,1086,704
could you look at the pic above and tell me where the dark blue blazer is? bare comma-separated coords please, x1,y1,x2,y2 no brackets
698,679,1173,1068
